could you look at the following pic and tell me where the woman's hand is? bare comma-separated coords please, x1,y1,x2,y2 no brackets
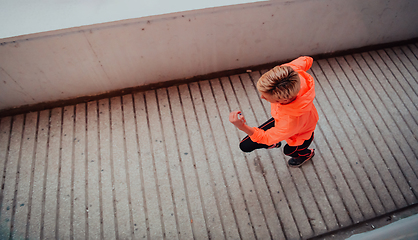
229,111,255,136
229,111,246,128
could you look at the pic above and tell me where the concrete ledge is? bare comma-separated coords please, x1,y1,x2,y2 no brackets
310,204,418,240
347,214,418,240
1,0,418,111
0,38,417,118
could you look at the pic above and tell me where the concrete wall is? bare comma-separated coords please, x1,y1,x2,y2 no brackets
0,0,265,39
1,0,418,111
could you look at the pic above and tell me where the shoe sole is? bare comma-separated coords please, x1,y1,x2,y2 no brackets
288,150,315,168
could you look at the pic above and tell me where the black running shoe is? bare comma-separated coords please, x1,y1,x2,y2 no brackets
288,149,315,168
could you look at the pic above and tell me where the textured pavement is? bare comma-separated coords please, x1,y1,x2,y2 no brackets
0,43,417,239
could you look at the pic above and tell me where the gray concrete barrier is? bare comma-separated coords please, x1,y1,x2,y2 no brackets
1,0,417,111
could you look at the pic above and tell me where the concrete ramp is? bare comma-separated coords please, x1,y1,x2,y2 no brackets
0,43,417,239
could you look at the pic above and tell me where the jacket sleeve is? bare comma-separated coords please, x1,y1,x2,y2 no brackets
284,56,313,72
249,115,302,146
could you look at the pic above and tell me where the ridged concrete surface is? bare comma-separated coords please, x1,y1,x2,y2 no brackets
0,43,417,239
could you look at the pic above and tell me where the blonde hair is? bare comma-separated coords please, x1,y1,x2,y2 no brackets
257,65,300,100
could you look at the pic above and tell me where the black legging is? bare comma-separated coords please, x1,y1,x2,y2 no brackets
283,132,314,158
239,118,275,152
239,117,314,157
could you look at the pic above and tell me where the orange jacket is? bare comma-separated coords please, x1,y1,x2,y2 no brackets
250,56,319,146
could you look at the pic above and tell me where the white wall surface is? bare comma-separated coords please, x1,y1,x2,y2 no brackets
0,0,265,39
1,0,418,111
